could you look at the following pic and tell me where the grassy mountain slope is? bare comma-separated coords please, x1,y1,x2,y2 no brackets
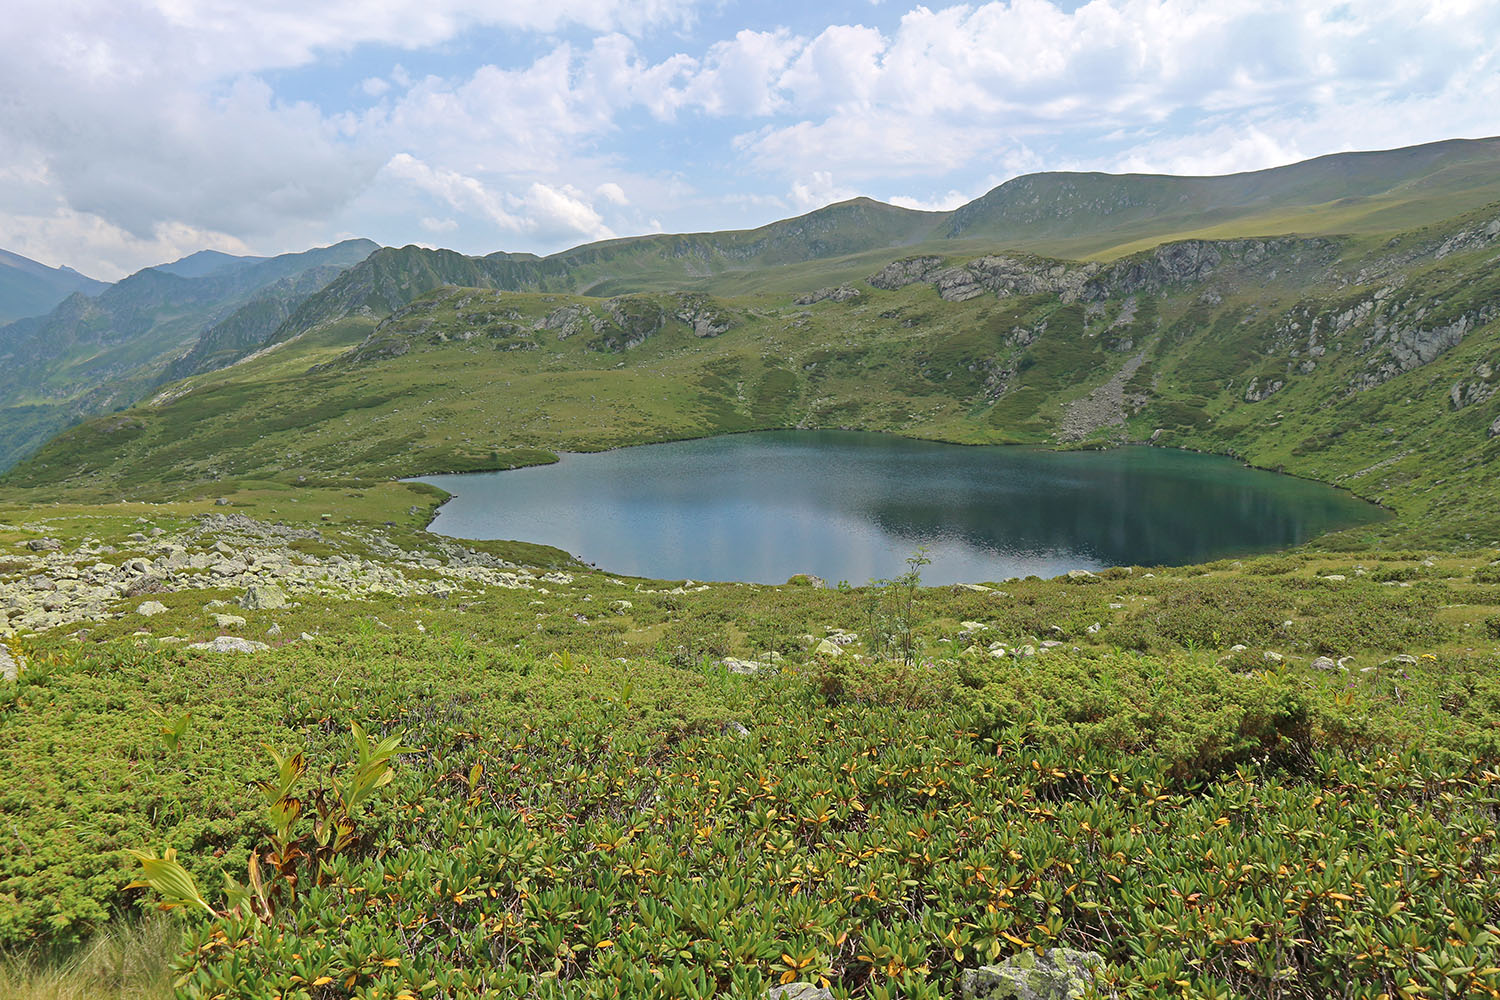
0,248,106,323
949,136,1500,258
14,200,1500,549
0,239,378,471
256,139,1500,356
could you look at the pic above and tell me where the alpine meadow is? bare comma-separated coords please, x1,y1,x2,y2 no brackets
2,4,1500,1000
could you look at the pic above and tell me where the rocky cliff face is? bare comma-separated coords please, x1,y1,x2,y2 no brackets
868,238,1339,308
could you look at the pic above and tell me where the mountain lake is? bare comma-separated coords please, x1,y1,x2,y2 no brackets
414,430,1389,584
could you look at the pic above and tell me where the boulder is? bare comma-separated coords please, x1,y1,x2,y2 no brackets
722,657,777,676
1310,656,1340,671
136,601,168,617
187,636,269,654
212,614,247,629
239,584,288,610
1064,569,1098,583
960,947,1107,1000
25,538,61,552
814,638,844,657
786,574,826,588
1263,651,1285,664
1490,414,1500,439
768,986,833,1000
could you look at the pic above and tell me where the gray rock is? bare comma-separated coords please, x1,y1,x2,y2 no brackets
722,657,778,675
768,986,832,1000
1064,569,1098,583
1490,415,1500,439
239,584,288,610
1310,656,1340,671
25,538,61,552
1263,650,1285,664
868,255,945,290
793,284,862,306
960,947,1107,1000
212,613,247,629
137,601,168,617
813,638,844,657
187,636,268,654
0,646,19,681
1243,377,1285,402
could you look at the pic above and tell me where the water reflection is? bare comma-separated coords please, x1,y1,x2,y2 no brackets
415,431,1385,584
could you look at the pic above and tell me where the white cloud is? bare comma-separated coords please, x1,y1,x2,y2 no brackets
382,155,615,242
595,182,630,206
888,189,972,212
727,0,1500,185
4,0,1500,276
789,171,858,212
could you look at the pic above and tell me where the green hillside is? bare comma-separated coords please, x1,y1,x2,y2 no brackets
15,200,1500,547
4,140,1500,1000
250,138,1500,354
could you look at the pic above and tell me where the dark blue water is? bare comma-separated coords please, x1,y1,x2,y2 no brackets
416,431,1386,584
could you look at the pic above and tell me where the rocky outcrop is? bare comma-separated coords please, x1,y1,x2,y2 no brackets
793,284,862,305
868,256,945,290
1449,361,1496,410
930,255,1098,303
960,948,1107,1000
672,294,732,338
1434,215,1500,259
871,237,1336,307
597,297,665,350
1243,377,1285,402
1490,414,1500,439
537,304,602,340
1353,311,1490,392
1087,238,1337,300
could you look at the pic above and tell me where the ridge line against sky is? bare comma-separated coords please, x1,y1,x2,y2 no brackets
2,0,1498,280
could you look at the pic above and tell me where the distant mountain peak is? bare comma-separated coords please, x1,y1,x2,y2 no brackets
0,248,108,323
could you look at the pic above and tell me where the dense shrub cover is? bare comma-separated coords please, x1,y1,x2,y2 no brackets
9,629,1497,999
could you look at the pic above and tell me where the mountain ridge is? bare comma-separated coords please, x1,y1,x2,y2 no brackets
0,238,378,471
0,248,108,323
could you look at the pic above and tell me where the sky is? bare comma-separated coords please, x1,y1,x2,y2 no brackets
2,0,1498,280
